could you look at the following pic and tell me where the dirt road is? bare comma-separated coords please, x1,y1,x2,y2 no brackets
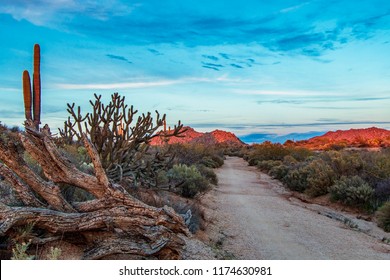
204,157,390,259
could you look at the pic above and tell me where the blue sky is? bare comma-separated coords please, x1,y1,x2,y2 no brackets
0,0,390,142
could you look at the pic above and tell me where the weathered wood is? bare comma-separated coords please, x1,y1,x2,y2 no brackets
0,163,44,207
0,126,189,259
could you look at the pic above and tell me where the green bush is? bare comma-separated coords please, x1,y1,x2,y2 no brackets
284,167,309,192
376,202,390,232
304,159,336,197
197,165,218,185
247,142,289,165
167,164,210,198
330,176,374,208
200,155,223,168
322,151,363,177
170,143,224,168
287,147,314,162
283,155,298,166
257,160,282,172
269,164,289,180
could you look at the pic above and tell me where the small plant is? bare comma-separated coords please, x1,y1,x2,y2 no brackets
167,164,210,198
46,247,62,260
330,176,374,208
377,202,390,232
269,164,289,180
284,167,309,192
304,159,335,197
257,160,282,172
11,241,34,260
197,164,218,185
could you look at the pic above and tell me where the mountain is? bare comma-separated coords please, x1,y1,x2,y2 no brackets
293,127,390,149
150,126,244,146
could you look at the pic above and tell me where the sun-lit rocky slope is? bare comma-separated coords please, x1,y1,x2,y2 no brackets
150,126,245,146
291,127,390,150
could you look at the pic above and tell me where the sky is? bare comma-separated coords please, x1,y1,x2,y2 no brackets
0,0,390,142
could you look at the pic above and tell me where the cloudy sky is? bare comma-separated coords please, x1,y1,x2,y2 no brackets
0,0,390,142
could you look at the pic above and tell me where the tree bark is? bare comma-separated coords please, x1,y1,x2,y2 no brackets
0,126,189,259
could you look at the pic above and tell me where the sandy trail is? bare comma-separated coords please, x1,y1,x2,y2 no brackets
203,156,390,259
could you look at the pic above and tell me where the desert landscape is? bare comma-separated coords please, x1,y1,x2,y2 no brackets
1,1,390,261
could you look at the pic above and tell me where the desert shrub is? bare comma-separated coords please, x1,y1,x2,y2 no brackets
247,142,289,165
374,179,390,205
283,155,298,166
11,241,34,260
155,170,169,187
257,160,282,172
322,151,363,177
330,176,374,208
269,164,289,180
376,202,390,232
46,247,62,260
282,158,335,196
200,155,224,168
304,159,336,197
284,167,309,192
167,164,210,198
171,143,224,168
197,165,218,185
287,147,314,162
361,151,390,186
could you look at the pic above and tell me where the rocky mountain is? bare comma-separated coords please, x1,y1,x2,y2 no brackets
150,126,244,146
292,127,390,149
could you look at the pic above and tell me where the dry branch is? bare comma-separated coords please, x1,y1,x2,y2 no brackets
0,125,189,259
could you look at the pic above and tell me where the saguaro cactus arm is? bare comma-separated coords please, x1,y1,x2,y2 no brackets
22,70,32,121
32,44,41,129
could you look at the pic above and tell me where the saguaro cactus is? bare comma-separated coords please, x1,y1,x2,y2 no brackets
22,44,41,130
22,70,32,120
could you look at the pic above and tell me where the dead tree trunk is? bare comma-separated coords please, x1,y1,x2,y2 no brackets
0,125,189,259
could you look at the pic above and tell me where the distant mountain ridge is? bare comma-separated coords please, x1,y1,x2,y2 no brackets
150,126,244,146
293,127,390,149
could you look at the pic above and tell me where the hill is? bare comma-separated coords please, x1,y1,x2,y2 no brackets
292,127,390,149
150,126,244,146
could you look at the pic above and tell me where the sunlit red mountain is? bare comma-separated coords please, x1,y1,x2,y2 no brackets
291,127,390,149
150,126,244,146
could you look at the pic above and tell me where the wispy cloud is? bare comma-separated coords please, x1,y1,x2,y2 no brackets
202,65,220,71
230,63,244,69
0,0,136,25
148,48,163,56
219,53,230,59
106,54,132,64
202,55,219,61
202,62,224,68
54,80,179,90
256,95,390,104
280,1,312,14
236,89,330,96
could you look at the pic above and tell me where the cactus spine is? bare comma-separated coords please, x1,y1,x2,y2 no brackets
23,44,41,129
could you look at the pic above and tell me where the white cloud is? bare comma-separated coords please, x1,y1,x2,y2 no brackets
54,80,179,90
233,89,330,96
0,0,136,26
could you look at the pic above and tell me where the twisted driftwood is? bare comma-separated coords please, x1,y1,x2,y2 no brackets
0,124,189,259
